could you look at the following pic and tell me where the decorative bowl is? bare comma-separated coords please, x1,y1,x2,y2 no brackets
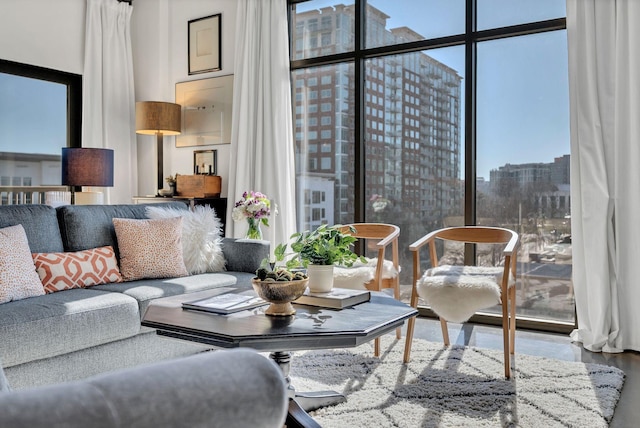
251,278,309,316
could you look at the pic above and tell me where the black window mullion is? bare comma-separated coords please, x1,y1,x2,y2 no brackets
354,0,366,224
464,0,477,265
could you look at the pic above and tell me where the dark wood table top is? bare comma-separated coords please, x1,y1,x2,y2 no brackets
142,287,418,352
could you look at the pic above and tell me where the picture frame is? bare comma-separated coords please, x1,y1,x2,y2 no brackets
188,14,221,75
175,75,234,147
194,149,217,175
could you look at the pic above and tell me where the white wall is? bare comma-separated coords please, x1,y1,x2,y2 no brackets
0,0,237,199
0,0,85,74
132,0,237,197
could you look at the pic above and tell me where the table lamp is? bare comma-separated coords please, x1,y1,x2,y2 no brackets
135,101,181,193
61,148,114,204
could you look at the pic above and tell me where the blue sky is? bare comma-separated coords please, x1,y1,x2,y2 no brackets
0,72,67,155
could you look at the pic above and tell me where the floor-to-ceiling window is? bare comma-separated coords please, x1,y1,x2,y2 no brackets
289,0,571,332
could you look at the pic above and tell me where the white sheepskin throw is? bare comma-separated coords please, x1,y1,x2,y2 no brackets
146,205,225,275
417,265,514,323
333,258,399,290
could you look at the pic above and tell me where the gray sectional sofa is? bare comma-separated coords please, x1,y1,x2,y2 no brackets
0,202,271,392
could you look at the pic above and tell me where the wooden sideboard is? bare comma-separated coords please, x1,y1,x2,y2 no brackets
132,196,227,236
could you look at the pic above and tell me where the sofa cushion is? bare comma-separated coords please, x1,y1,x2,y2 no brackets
0,357,10,392
113,217,189,281
146,205,226,274
33,246,123,293
92,273,239,316
56,202,187,255
0,224,45,304
0,288,140,367
0,205,64,253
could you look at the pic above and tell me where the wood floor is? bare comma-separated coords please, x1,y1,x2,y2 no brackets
407,316,640,427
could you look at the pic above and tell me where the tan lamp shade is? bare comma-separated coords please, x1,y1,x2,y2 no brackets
135,101,181,135
135,101,181,193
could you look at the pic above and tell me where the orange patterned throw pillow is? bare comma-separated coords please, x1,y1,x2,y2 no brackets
32,246,123,293
112,217,189,281
0,224,45,304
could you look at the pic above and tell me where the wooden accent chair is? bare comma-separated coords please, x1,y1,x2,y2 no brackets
338,223,401,356
402,226,519,378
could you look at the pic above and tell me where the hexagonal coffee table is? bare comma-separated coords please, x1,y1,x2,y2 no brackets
142,288,418,427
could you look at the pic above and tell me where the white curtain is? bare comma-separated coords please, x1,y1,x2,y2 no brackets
227,0,297,249
567,0,640,352
82,0,136,204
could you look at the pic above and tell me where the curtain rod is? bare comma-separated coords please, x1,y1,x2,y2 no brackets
118,0,132,4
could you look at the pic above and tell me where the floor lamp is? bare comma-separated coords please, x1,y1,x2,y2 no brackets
135,101,181,194
61,148,114,205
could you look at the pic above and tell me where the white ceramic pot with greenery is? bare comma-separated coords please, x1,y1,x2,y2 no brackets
304,265,334,293
289,225,365,293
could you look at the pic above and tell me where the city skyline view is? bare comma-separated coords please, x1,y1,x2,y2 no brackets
295,0,569,180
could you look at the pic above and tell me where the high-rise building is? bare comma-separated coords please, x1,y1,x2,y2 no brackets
550,154,570,186
293,4,462,230
489,154,570,188
488,155,571,218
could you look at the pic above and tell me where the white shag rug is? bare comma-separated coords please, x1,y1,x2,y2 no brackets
289,337,624,428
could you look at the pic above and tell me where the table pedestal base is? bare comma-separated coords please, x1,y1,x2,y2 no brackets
294,390,346,411
270,350,346,427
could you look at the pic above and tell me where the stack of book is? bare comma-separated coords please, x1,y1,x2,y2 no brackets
294,287,370,309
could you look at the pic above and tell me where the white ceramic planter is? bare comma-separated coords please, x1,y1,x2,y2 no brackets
306,264,334,293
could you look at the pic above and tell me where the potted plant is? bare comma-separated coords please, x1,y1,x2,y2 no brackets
288,224,365,292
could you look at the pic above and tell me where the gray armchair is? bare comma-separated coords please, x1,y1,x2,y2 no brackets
0,349,288,428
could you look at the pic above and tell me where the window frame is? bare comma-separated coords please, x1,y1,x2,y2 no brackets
288,0,570,334
0,59,82,151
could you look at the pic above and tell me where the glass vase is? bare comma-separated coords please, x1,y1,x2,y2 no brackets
246,218,263,240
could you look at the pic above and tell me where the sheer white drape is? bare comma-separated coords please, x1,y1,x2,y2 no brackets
82,0,136,204
227,0,297,247
567,0,640,352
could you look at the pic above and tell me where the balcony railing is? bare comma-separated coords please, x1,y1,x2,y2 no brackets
0,186,69,205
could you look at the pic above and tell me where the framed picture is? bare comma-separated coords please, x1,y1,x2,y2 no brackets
194,149,217,175
175,75,234,147
188,14,221,75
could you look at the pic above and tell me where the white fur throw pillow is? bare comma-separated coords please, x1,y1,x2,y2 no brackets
146,206,225,275
333,258,399,290
417,265,514,323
